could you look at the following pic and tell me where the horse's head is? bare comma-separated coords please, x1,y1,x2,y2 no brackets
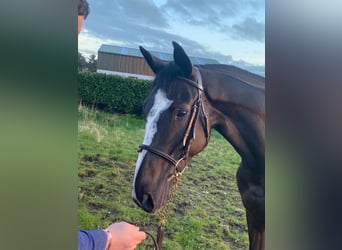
132,42,210,213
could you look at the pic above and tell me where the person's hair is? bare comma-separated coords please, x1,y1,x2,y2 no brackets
78,0,90,19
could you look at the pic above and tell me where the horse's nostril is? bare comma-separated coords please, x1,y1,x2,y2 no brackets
142,193,155,212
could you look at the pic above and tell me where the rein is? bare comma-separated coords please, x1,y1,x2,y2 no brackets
137,67,210,249
141,230,160,250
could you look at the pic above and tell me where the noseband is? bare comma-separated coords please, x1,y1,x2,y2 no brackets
137,67,210,178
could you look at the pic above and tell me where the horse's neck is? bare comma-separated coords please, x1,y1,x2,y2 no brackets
203,71,265,168
211,107,265,169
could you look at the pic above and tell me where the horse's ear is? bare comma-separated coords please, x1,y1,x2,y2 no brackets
172,41,193,76
139,46,165,74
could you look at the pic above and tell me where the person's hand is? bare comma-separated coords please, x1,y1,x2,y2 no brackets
105,221,146,250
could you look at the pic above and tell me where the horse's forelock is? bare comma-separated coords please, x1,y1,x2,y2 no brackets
153,63,184,90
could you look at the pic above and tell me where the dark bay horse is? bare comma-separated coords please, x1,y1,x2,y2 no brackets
132,41,265,250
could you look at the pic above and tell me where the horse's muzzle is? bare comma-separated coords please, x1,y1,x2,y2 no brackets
141,193,155,212
133,192,155,213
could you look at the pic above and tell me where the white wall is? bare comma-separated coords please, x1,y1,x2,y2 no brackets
96,69,155,80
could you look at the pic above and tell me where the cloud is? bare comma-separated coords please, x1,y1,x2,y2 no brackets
232,17,264,42
116,0,169,28
82,14,233,66
163,0,264,28
163,0,237,31
79,27,264,76
164,0,242,18
80,0,264,75
86,0,169,35
78,29,126,58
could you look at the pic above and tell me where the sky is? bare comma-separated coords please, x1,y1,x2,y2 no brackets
78,0,265,76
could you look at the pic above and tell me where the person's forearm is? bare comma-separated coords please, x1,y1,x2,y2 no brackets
78,230,108,250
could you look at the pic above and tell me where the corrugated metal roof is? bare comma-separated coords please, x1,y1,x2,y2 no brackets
98,44,219,65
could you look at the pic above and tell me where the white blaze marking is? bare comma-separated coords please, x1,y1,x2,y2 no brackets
132,89,173,200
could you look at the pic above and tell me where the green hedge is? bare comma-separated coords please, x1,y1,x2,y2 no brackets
78,72,152,115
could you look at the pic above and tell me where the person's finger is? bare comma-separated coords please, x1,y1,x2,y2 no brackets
136,231,146,241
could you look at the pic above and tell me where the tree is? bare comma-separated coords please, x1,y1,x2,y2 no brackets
78,52,87,71
87,54,97,72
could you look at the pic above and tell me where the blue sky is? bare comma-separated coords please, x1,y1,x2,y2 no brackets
78,0,264,76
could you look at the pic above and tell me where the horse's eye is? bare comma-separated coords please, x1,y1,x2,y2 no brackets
176,110,187,118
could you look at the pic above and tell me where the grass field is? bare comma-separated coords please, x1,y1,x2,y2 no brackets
78,105,248,249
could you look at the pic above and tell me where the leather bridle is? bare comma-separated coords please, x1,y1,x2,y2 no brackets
137,67,210,179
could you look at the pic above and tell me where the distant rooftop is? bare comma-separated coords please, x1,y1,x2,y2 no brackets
98,44,220,65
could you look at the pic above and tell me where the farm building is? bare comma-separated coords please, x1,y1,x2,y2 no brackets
97,44,219,80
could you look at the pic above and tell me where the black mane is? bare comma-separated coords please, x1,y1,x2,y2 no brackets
198,64,265,89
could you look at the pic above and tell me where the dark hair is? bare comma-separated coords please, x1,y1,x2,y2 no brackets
78,0,90,19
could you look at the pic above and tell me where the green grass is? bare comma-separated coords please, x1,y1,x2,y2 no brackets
78,106,248,249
